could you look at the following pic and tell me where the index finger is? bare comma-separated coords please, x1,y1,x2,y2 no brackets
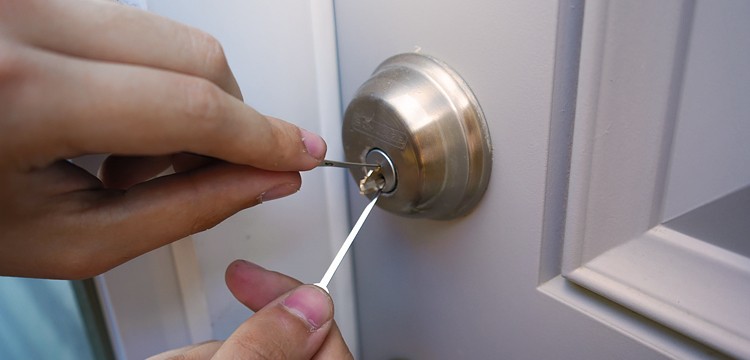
6,46,326,171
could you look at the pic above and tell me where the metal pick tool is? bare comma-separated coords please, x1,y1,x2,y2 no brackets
314,192,381,293
319,159,380,170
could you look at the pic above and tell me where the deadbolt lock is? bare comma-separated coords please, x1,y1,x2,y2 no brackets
342,53,492,219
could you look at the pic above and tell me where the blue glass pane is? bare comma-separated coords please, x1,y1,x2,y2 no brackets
0,277,96,360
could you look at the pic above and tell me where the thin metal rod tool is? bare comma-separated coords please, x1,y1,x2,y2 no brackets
315,193,380,292
319,159,380,170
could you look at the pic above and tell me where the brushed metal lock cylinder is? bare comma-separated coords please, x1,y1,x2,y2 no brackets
365,149,396,193
342,53,492,219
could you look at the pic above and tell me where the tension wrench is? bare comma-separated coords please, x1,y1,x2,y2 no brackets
319,159,380,170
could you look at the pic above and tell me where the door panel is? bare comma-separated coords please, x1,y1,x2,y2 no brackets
335,1,687,358
337,0,742,358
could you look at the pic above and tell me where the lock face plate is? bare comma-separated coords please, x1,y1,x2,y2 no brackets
342,53,492,219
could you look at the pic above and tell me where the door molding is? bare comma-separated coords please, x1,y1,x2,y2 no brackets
560,1,750,358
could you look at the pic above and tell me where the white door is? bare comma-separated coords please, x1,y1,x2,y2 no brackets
95,0,749,358
336,0,748,359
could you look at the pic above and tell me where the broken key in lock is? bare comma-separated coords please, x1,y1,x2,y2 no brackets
359,167,386,195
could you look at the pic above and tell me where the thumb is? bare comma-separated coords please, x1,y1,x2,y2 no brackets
212,285,334,359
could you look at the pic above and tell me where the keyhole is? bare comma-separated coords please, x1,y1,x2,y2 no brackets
365,148,397,193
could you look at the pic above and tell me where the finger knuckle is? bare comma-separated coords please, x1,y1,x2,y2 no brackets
159,354,190,360
0,51,31,157
180,175,230,235
233,337,287,360
188,210,223,235
190,30,231,83
269,121,299,164
0,41,26,96
181,78,225,125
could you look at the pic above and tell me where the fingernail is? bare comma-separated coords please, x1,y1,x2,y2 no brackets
233,259,265,271
259,183,299,203
300,128,326,160
282,285,332,331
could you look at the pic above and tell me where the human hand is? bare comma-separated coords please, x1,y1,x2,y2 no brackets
0,0,326,278
149,260,353,359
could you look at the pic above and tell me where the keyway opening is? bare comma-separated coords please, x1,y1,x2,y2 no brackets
365,148,397,193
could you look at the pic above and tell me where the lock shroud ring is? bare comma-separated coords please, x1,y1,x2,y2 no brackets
365,148,397,193
342,53,492,219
